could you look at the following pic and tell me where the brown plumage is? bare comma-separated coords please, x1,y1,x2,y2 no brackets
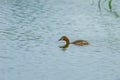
58,36,89,48
71,40,89,46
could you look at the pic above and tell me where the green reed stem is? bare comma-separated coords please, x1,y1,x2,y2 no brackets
109,0,112,12
98,0,101,11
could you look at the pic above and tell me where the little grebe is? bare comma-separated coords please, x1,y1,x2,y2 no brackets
58,36,89,48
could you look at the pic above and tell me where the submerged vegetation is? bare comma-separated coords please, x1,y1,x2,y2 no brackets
98,0,119,17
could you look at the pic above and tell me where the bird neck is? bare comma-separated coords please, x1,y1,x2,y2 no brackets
60,39,70,48
65,39,70,45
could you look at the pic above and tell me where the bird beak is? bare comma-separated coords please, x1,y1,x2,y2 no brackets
58,38,62,41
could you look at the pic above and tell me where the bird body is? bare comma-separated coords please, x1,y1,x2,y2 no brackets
71,40,89,46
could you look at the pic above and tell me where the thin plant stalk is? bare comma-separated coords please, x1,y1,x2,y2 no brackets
98,0,101,11
109,0,112,12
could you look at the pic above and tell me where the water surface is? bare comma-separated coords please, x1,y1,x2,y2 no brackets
0,0,120,80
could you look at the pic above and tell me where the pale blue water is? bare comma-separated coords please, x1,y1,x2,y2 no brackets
0,0,120,80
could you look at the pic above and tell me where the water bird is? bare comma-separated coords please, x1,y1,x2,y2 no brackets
58,36,89,48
